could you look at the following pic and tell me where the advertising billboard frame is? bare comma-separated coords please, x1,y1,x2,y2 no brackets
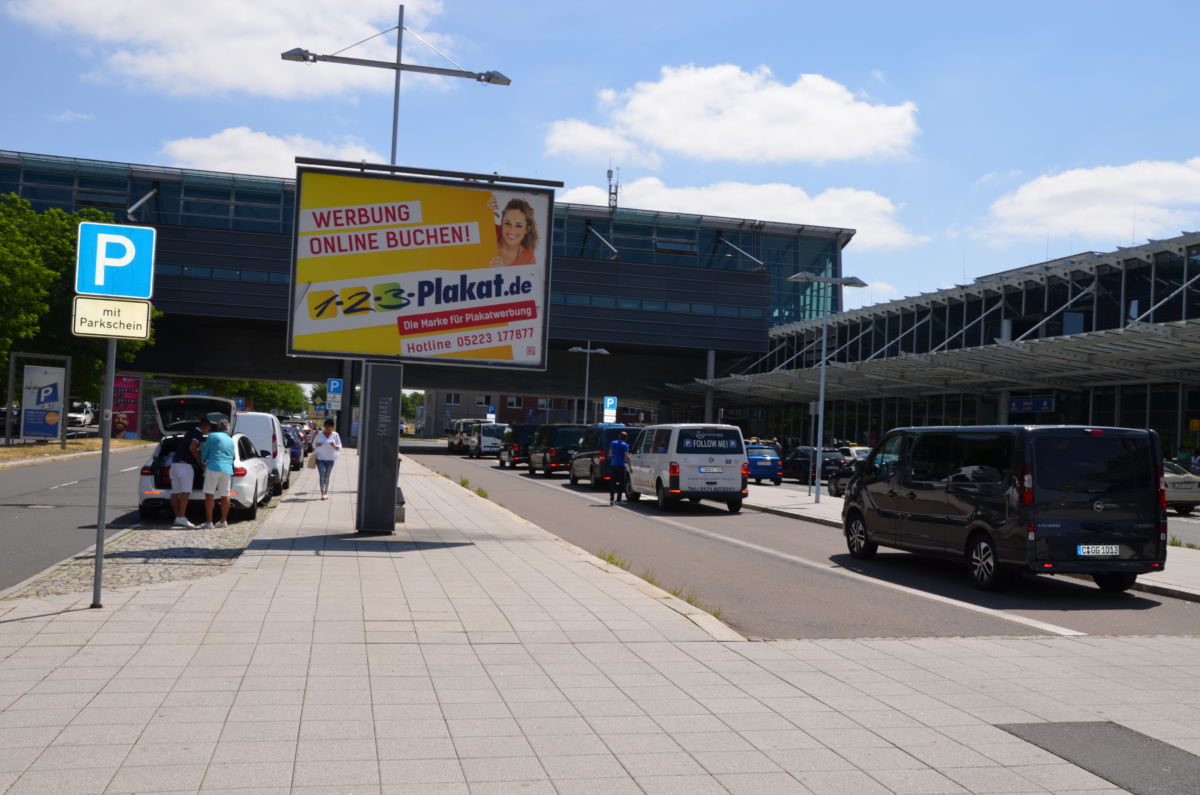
286,160,560,372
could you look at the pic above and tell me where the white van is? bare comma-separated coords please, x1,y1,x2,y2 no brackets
627,423,748,513
447,417,488,453
468,422,508,458
236,411,290,495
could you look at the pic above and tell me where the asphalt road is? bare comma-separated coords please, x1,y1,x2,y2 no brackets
407,444,1199,641
0,446,149,593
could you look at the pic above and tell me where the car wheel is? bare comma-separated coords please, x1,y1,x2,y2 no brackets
827,479,840,498
542,463,553,478
727,498,742,513
591,468,602,490
1175,505,1194,516
245,486,259,520
138,504,158,521
1093,572,1137,593
498,458,506,469
688,496,701,503
626,482,641,502
845,513,878,560
772,478,782,486
271,473,283,496
967,533,1005,591
569,467,579,486
655,481,672,511
283,469,291,490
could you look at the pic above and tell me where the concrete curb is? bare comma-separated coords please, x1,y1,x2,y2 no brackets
745,501,1200,605
0,442,154,470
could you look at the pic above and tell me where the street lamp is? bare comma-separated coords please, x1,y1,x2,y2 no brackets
568,342,609,424
787,272,868,503
281,5,511,165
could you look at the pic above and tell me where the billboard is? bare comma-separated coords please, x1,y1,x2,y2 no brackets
288,167,553,370
112,374,142,439
21,365,65,439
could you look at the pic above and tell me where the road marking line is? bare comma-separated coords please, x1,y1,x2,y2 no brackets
49,481,79,489
459,456,1086,638
119,465,140,472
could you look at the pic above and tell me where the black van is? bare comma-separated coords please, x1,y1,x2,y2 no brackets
568,424,637,489
527,423,586,477
841,425,1167,592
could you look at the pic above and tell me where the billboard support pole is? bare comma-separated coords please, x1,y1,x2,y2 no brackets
91,338,116,609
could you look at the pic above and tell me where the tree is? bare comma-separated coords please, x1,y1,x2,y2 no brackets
0,195,57,376
0,194,158,400
401,390,424,419
167,378,309,414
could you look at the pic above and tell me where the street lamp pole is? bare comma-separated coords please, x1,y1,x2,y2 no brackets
787,273,868,503
568,342,609,424
281,5,511,166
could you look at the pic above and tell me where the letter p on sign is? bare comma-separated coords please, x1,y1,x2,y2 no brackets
76,222,156,299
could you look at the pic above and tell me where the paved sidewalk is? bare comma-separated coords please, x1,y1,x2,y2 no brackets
0,453,1196,793
743,482,1200,602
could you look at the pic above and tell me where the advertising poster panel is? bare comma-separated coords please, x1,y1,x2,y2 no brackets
140,378,171,441
111,374,142,439
20,365,65,439
288,168,552,370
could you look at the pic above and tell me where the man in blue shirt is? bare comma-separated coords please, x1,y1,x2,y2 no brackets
200,418,236,528
609,431,630,505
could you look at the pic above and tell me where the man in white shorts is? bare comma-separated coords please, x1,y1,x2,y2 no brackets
168,452,197,528
200,418,236,528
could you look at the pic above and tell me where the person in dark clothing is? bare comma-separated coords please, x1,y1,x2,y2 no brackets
608,431,630,505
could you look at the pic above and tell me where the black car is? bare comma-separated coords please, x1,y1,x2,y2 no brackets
842,425,1167,592
497,423,539,468
527,423,586,477
782,446,844,484
825,458,855,497
568,424,636,489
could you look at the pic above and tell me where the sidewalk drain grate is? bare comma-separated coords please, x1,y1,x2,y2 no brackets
998,721,1200,795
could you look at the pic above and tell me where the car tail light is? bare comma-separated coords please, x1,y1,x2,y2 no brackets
598,451,606,463
1083,428,1104,436
548,447,557,459
140,466,152,476
1019,464,1033,507
741,462,749,477
669,461,680,477
233,466,247,477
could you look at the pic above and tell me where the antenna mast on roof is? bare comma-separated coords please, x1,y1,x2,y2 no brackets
607,166,619,213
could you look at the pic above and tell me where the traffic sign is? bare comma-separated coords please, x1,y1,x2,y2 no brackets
75,222,156,299
486,404,496,422
71,296,151,340
603,395,617,423
327,378,343,410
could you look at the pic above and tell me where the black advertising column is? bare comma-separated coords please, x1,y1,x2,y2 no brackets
355,362,403,533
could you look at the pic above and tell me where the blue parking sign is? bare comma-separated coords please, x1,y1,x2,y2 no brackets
75,222,156,299
327,378,343,395
603,396,618,411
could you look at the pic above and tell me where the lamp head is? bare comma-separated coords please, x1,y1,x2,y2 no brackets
281,48,316,63
478,70,511,85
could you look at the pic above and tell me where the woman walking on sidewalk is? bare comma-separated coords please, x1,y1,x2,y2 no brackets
312,419,342,500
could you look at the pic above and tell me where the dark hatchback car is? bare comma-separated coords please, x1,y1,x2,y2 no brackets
569,424,637,489
826,459,855,497
745,444,782,485
782,446,844,484
841,425,1167,592
497,423,539,469
527,423,586,477
283,425,304,470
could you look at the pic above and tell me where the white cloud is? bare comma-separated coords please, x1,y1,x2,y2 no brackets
545,64,918,165
559,177,928,250
545,120,660,168
51,110,93,122
985,157,1200,243
5,1,450,98
160,127,383,178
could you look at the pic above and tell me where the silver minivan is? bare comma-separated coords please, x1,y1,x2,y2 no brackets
627,423,748,512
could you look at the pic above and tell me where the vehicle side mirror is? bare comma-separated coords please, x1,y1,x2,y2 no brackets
853,459,867,475
259,449,271,458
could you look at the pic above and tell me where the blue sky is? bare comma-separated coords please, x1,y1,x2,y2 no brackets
4,0,1199,310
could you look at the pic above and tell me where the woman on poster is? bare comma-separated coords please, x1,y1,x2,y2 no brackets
488,195,539,267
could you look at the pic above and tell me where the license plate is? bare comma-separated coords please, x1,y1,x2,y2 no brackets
699,466,723,473
1077,544,1120,557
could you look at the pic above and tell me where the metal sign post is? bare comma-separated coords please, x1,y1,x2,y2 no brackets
74,221,156,609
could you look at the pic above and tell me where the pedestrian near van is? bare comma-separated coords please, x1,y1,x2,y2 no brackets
169,416,209,528
609,431,630,505
313,419,342,500
200,418,235,528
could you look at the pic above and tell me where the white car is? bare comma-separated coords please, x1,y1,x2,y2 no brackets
1163,461,1200,516
67,401,95,427
235,411,291,495
137,396,271,522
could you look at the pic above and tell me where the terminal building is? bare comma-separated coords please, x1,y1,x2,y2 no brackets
5,149,1200,451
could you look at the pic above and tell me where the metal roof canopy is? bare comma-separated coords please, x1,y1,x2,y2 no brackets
683,318,1200,404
